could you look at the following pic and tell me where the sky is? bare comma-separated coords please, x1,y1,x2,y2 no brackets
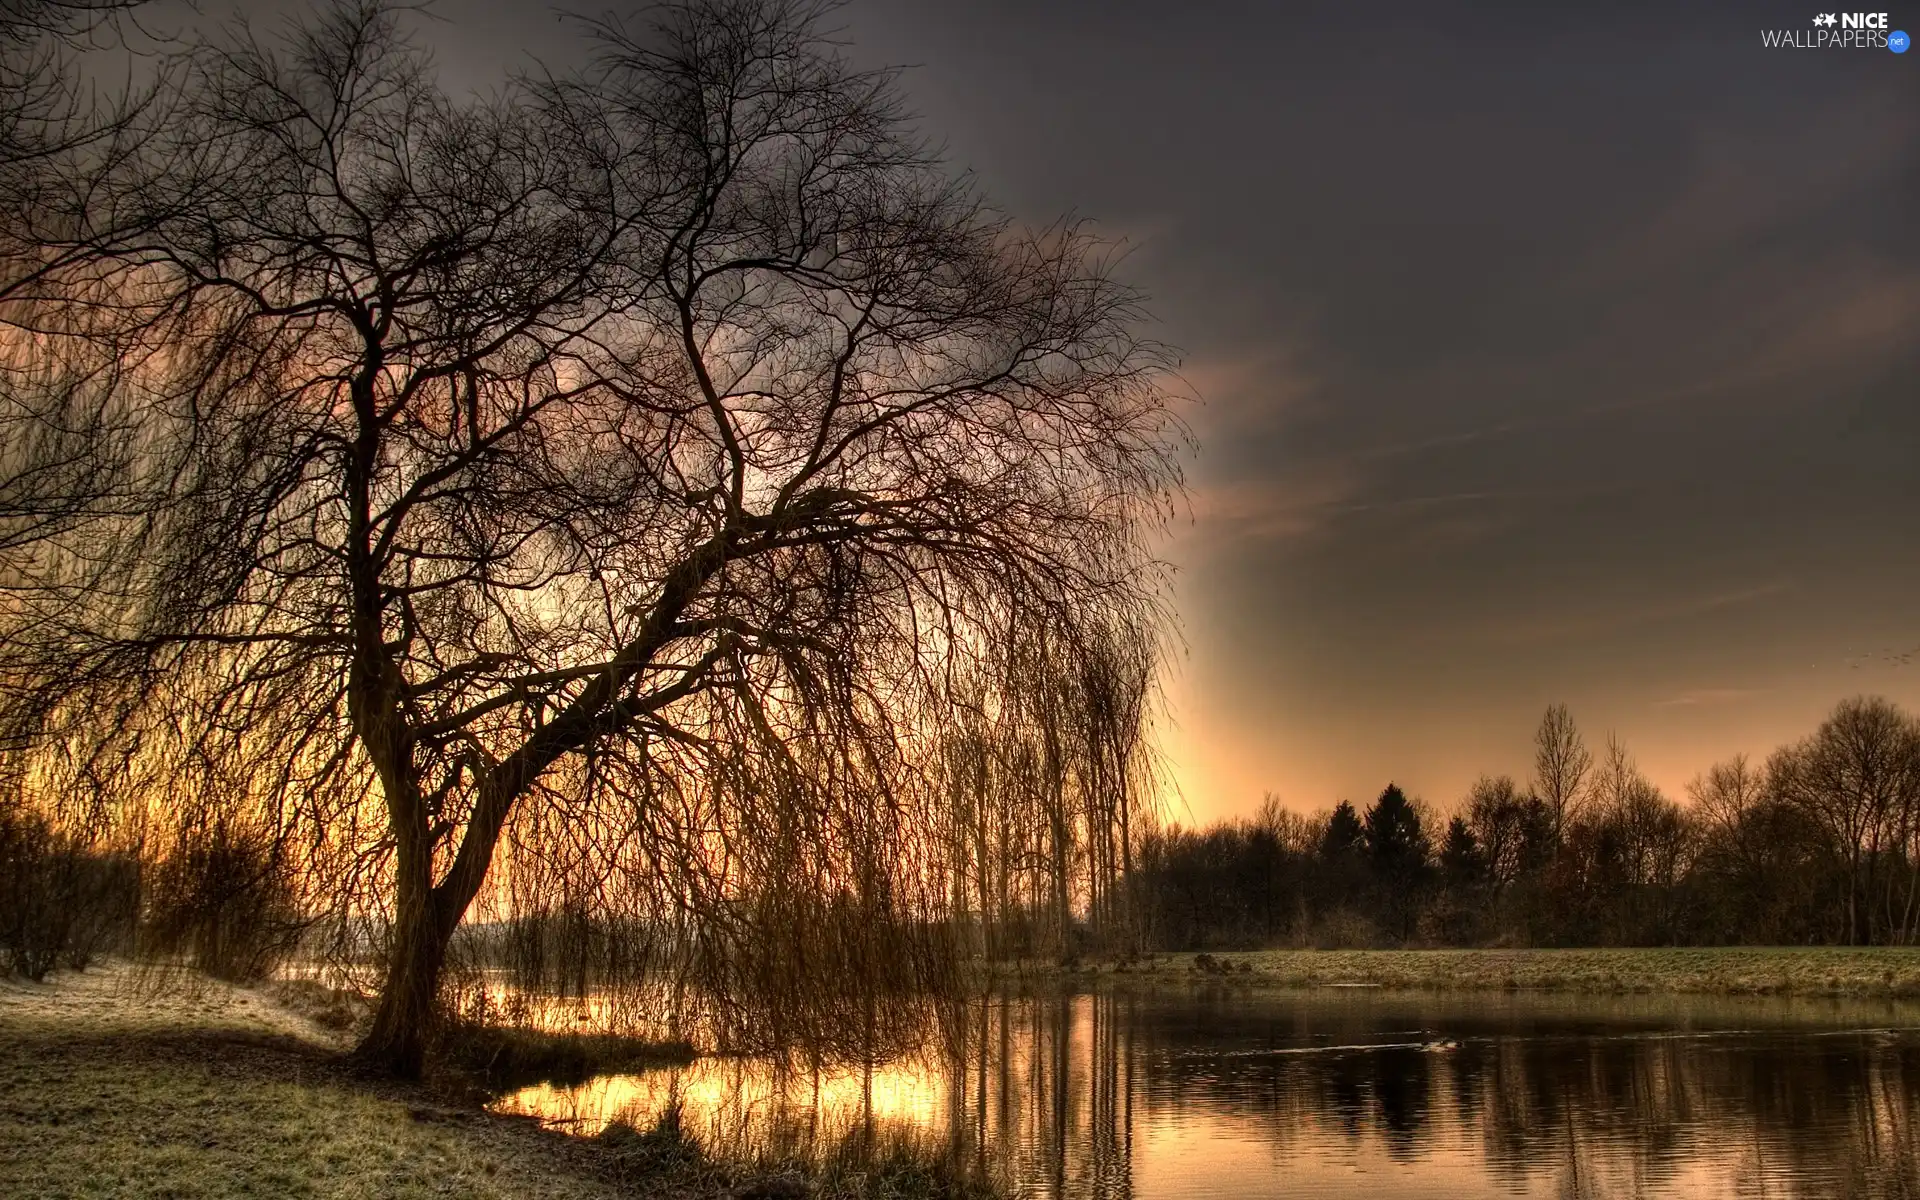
151,0,1920,824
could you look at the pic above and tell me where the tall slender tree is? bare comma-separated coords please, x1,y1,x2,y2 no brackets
1532,703,1592,843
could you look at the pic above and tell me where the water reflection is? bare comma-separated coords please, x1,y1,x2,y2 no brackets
494,987,1920,1198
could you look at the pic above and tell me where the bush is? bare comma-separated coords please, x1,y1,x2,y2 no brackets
57,850,141,971
1311,907,1382,950
0,803,139,980
0,805,65,979
141,817,307,982
596,1101,705,1174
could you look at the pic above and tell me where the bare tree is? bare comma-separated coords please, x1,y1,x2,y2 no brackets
1589,732,1633,813
935,610,1162,962
1686,753,1767,836
1532,702,1591,843
1586,734,1688,884
1768,696,1920,944
2,0,1184,1075
1688,753,1826,943
2,0,184,304
1465,774,1545,903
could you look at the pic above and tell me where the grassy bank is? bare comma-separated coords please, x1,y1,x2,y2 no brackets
0,964,991,1199
0,965,627,1200
1037,947,1920,996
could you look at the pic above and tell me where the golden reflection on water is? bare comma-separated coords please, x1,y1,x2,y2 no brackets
499,1055,947,1140
493,989,1920,1198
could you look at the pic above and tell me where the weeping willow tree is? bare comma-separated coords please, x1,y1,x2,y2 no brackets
0,0,1184,1075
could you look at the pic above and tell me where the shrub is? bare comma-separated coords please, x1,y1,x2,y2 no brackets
0,802,139,979
271,978,372,1031
1312,907,1382,950
57,850,141,970
141,817,307,982
0,804,66,979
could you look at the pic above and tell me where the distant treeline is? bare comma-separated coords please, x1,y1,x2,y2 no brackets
15,694,1920,994
1123,696,1920,950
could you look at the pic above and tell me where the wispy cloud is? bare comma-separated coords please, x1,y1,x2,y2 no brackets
1480,580,1795,646
1654,687,1769,709
1566,90,1916,297
1175,346,1324,453
1342,268,1920,469
1183,467,1364,545
1181,475,1634,559
1325,489,1569,517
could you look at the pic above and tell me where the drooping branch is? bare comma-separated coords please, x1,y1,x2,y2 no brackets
0,0,1187,1073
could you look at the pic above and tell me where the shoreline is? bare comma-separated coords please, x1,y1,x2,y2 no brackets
990,946,1920,998
0,962,988,1200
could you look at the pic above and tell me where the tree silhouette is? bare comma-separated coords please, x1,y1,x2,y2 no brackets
1321,801,1365,860
1365,785,1426,871
1365,784,1430,940
1768,696,1920,944
1121,697,1920,953
1533,703,1592,844
1439,817,1483,891
0,0,1184,1074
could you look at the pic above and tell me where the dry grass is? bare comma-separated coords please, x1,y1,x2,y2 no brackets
1084,946,1920,995
0,962,356,1046
0,962,670,1199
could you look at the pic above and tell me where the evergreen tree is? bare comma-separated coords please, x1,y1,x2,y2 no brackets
1313,800,1369,922
1434,815,1486,943
1365,785,1428,873
1320,801,1365,860
1439,816,1484,891
1364,784,1432,941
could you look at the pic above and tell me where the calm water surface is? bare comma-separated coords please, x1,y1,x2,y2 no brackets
494,986,1920,1198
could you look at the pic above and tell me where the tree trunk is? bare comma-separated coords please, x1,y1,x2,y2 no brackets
351,845,449,1078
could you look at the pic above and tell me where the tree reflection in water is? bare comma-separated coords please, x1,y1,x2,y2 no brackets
495,988,1920,1198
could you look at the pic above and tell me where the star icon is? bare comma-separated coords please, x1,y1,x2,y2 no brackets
1813,12,1837,26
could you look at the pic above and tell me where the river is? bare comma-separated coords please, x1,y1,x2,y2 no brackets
493,984,1920,1198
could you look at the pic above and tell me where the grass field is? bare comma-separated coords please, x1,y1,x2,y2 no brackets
0,964,646,1200
1087,946,1920,995
0,964,989,1200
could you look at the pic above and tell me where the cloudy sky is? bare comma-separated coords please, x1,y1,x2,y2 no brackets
159,0,1920,822
830,0,1920,822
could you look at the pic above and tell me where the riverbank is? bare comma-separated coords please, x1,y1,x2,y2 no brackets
1023,947,1920,996
0,963,990,1199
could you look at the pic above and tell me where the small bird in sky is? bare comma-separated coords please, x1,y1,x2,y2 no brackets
1841,645,1918,669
